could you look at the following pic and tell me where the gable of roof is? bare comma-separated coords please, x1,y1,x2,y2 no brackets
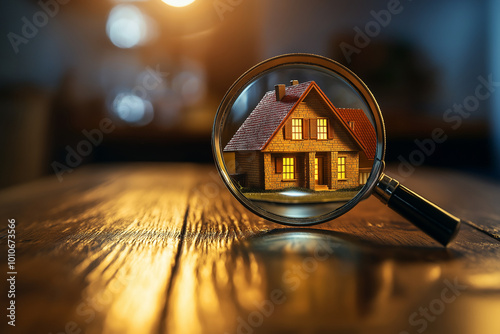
224,81,313,152
224,81,376,160
336,108,376,160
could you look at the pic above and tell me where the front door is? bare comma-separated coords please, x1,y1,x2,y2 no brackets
315,157,325,185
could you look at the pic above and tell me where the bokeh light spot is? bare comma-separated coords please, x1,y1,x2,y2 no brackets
173,70,205,106
106,5,148,49
112,92,153,125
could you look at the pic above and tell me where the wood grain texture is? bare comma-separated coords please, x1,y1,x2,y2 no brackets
0,163,499,334
0,165,196,334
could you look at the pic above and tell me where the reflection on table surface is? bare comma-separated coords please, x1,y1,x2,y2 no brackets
0,163,499,334
252,199,349,218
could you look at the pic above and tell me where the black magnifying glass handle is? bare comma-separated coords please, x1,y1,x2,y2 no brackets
373,174,461,246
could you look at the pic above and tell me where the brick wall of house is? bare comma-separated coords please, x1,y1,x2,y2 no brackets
263,152,307,190
263,89,361,190
235,151,262,188
330,151,359,190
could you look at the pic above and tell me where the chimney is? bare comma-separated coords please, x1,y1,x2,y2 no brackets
275,84,285,101
290,80,299,86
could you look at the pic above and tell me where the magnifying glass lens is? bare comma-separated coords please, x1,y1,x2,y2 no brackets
213,55,384,225
213,54,460,246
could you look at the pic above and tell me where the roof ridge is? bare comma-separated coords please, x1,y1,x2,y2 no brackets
223,81,376,160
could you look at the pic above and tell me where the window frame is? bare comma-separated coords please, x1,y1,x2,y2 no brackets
317,118,328,140
337,156,346,180
291,118,303,140
314,157,319,181
282,157,295,181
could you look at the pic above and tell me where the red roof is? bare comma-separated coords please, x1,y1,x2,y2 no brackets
337,108,376,159
224,81,376,160
224,81,313,151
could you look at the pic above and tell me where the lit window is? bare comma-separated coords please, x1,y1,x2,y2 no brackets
292,118,302,140
338,157,346,179
283,157,295,180
317,118,327,139
314,158,318,181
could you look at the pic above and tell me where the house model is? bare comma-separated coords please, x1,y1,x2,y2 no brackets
224,80,376,191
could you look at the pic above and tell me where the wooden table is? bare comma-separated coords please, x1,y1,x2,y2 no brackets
1,163,499,334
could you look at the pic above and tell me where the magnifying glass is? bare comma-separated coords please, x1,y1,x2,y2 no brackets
212,53,461,246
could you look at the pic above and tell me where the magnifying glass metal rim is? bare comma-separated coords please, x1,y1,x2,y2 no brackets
212,53,387,225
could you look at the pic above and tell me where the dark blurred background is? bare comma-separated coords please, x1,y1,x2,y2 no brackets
1,0,499,188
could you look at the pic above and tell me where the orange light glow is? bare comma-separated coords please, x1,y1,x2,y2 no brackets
161,0,196,8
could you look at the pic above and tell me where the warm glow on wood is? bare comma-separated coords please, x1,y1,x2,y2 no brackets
161,0,196,7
